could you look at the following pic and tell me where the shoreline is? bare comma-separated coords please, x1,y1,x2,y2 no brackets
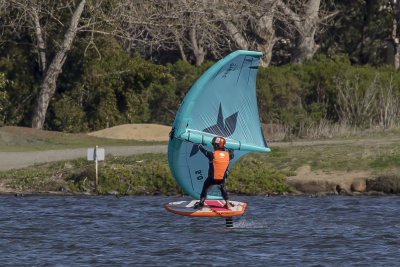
1,192,391,197
1,162,397,197
0,186,393,197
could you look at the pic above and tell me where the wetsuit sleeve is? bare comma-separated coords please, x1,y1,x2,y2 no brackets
228,148,234,160
197,144,213,160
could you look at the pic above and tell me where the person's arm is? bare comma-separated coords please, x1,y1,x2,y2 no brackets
197,144,213,159
197,144,207,155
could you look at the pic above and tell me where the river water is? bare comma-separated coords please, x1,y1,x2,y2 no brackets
0,195,399,266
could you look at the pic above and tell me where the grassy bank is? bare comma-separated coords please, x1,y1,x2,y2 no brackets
0,153,291,196
1,133,400,195
1,125,400,195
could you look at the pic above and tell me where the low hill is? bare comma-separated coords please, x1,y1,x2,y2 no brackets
88,124,170,141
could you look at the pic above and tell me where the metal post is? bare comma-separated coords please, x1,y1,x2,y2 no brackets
226,217,233,228
94,145,98,194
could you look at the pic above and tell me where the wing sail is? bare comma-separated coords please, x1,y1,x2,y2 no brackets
168,50,270,199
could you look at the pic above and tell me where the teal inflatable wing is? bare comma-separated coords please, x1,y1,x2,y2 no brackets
168,50,270,200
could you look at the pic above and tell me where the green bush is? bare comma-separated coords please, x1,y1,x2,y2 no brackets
96,154,183,195
228,155,292,195
257,55,400,134
50,40,171,132
2,167,66,191
257,65,303,126
50,95,89,133
0,153,293,196
0,46,40,126
3,40,400,136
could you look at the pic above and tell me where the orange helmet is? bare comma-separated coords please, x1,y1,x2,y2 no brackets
212,136,226,148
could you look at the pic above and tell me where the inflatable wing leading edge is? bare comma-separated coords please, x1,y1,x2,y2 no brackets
168,50,270,200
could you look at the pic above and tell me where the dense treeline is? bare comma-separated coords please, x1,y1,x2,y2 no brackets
258,56,400,137
0,0,400,136
2,46,400,136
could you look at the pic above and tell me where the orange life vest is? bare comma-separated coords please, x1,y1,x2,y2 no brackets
212,151,230,180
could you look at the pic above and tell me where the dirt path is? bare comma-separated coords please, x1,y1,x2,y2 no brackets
3,135,399,171
2,123,400,171
0,145,167,171
3,134,400,171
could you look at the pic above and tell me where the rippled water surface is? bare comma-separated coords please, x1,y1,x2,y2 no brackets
1,195,400,266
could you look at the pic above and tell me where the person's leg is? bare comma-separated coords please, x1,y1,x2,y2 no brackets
196,177,213,208
219,182,232,209
219,182,228,200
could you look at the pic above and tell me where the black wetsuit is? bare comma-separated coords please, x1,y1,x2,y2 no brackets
197,144,234,207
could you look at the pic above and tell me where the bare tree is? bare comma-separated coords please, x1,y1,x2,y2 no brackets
255,1,279,66
2,0,88,129
215,0,279,66
109,1,173,56
214,0,334,66
276,0,320,63
31,0,87,129
386,0,400,69
162,0,217,65
113,0,230,65
276,0,338,63
114,0,332,66
2,0,128,129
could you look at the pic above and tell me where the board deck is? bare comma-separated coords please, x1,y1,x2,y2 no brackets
164,200,247,217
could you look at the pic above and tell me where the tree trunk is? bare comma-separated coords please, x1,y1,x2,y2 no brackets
215,9,249,50
31,0,86,129
173,30,188,62
277,0,321,63
292,34,319,63
255,4,277,67
32,8,47,72
387,0,400,69
190,26,206,65
291,0,321,63
217,1,277,67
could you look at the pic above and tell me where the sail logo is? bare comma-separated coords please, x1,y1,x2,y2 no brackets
190,103,238,157
222,63,238,78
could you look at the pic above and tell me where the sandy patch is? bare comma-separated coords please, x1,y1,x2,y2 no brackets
286,165,371,195
88,124,171,141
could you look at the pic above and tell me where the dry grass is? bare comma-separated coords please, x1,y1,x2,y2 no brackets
262,121,400,141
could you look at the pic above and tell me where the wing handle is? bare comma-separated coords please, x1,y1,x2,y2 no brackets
179,130,270,153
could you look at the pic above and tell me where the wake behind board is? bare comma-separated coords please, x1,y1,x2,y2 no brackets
164,200,246,217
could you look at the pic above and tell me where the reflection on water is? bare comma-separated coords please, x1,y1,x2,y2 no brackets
0,195,399,266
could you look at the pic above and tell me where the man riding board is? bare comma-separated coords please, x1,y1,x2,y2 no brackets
194,136,234,210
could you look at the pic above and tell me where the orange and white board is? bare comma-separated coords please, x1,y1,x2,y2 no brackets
163,200,246,217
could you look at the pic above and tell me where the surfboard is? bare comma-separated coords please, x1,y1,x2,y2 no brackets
164,200,247,217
